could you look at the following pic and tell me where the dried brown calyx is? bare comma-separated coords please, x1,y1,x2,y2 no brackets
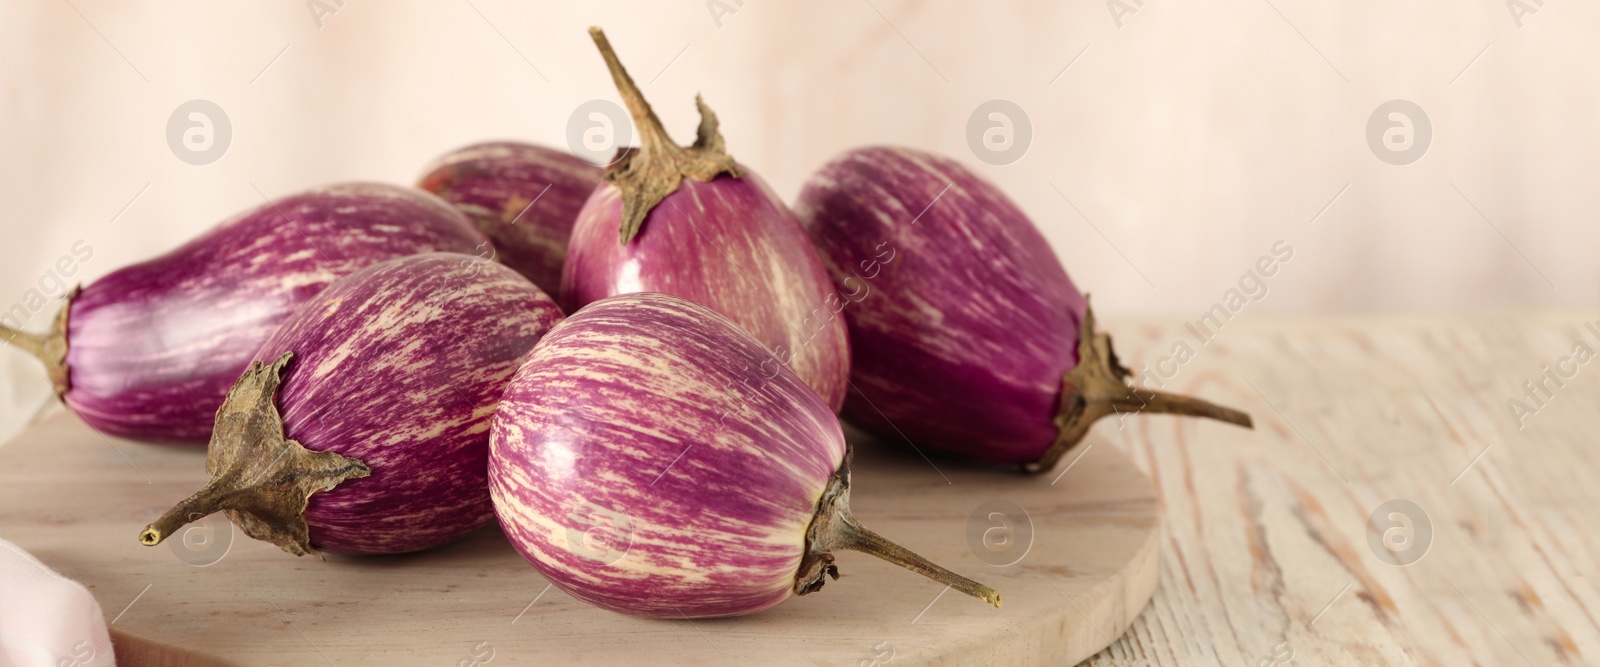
588,27,742,245
1030,296,1255,473
138,352,370,557
0,287,79,395
795,444,1001,608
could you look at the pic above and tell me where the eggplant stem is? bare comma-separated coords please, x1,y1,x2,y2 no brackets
0,289,77,395
138,352,370,557
588,27,675,159
0,324,49,364
832,511,1002,607
140,489,241,546
795,445,1002,608
1030,296,1254,473
586,27,741,244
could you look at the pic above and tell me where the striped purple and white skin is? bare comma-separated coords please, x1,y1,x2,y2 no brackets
27,183,488,445
562,172,850,412
795,147,1088,465
253,253,562,554
418,141,602,298
559,28,849,412
490,292,845,618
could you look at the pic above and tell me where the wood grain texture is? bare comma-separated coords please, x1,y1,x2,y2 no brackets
1079,311,1600,666
0,406,1160,665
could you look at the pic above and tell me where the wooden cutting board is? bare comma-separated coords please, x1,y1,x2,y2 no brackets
0,411,1160,666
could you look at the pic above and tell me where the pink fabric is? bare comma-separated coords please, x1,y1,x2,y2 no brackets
0,539,114,667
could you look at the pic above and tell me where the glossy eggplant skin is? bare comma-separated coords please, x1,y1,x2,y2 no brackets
562,171,851,411
490,292,844,618
64,183,488,445
261,253,563,554
418,142,603,298
794,147,1087,465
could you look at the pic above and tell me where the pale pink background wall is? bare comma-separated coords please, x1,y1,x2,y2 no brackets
2,1,1596,440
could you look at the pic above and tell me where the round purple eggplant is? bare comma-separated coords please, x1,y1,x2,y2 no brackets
140,253,563,556
418,142,602,297
0,183,489,445
489,292,998,618
794,146,1253,471
560,28,849,411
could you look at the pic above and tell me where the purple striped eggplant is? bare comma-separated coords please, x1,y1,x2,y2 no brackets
0,183,488,445
560,28,849,410
794,147,1253,471
490,292,998,618
140,253,562,555
418,142,602,297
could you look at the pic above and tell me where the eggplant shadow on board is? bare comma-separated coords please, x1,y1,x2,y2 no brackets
0,183,488,445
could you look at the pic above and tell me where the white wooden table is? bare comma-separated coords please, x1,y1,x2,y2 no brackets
1084,311,1600,666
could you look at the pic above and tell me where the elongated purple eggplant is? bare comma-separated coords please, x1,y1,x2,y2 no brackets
490,292,998,618
418,142,602,297
794,147,1253,471
560,28,849,410
140,253,562,555
0,183,489,445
